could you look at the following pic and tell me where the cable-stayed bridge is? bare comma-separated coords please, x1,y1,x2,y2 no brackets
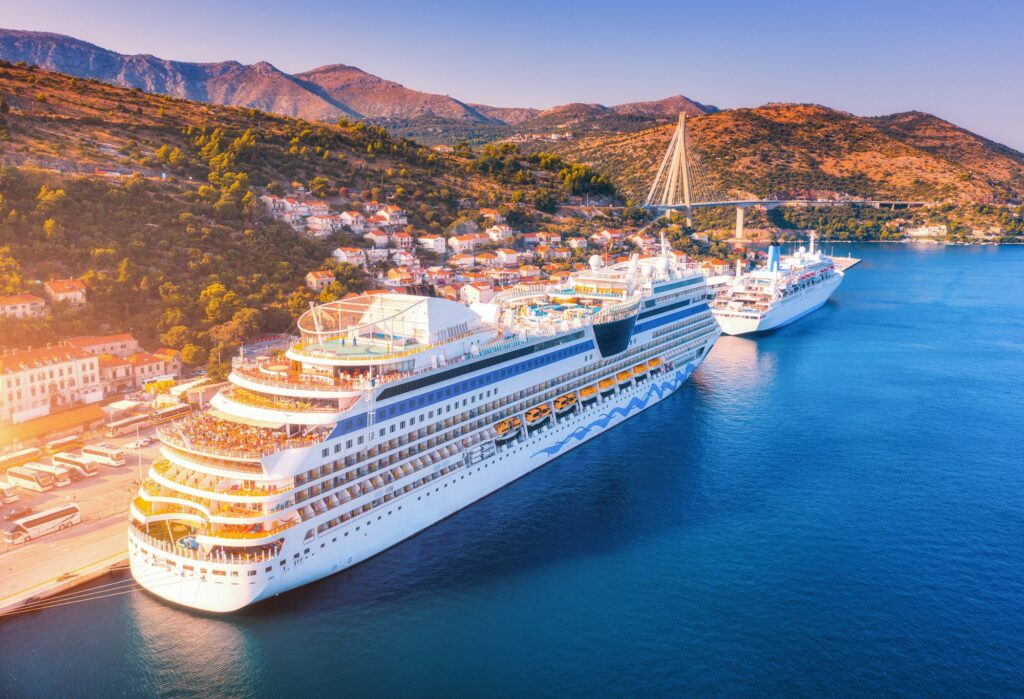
642,113,925,236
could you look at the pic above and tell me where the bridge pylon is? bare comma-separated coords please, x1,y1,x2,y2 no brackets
645,113,693,224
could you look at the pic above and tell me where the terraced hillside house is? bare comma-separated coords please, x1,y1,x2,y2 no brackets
0,294,46,320
43,278,88,306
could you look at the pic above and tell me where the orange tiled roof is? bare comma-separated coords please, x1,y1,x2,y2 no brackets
66,332,136,349
0,293,44,307
45,278,87,294
0,344,94,375
129,352,165,367
97,353,131,369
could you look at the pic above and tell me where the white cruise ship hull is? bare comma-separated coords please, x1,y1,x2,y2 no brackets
129,356,711,612
714,272,842,336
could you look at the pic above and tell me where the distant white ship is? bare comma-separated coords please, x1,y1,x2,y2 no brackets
710,234,843,335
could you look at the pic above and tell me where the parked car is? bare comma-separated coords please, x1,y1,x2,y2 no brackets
3,505,32,521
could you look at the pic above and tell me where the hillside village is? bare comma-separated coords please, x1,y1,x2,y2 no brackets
0,57,1022,447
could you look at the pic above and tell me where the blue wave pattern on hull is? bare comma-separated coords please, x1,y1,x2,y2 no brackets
531,364,696,458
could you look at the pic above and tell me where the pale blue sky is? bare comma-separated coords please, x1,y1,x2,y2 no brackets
3,0,1023,148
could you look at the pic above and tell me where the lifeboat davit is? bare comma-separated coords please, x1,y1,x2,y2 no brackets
599,378,616,396
616,369,633,386
633,362,648,381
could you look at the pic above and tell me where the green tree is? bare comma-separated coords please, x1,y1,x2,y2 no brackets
160,325,192,349
0,246,22,294
180,343,207,367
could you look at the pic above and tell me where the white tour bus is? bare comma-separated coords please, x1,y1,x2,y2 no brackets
51,452,99,478
3,503,81,544
82,444,126,467
0,448,43,472
24,462,72,487
0,481,19,503
5,466,54,492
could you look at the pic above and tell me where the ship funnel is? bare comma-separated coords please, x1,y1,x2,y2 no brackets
768,243,781,273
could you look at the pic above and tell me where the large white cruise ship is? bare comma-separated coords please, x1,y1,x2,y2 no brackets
128,244,721,612
710,235,843,335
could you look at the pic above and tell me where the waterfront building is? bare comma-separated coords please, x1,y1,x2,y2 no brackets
0,344,102,424
66,333,140,358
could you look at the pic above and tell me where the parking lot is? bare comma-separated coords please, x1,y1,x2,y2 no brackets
0,427,163,553
0,427,168,611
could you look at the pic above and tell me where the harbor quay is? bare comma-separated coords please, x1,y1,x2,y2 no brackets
0,431,161,615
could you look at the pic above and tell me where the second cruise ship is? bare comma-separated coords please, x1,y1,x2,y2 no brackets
711,234,843,335
128,242,720,612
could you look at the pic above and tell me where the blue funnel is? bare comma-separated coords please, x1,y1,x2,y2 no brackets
768,245,781,273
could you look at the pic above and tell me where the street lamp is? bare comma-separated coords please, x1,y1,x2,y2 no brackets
134,423,144,482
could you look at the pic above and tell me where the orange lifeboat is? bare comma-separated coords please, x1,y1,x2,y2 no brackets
580,385,598,403
554,392,578,415
495,416,522,435
495,416,523,444
525,403,552,429
599,378,617,396
616,369,633,384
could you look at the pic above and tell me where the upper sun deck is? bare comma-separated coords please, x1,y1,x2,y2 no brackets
288,293,491,366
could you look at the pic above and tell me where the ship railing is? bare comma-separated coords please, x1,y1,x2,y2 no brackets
231,360,371,393
160,443,268,476
593,296,642,324
288,327,481,362
157,417,330,460
153,459,293,497
140,479,287,519
490,284,551,305
130,525,281,564
222,386,354,414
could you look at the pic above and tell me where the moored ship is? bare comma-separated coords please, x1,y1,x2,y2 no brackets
128,242,720,612
710,234,843,335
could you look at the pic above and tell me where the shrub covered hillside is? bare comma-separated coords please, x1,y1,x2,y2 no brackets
535,104,1024,204
0,61,584,376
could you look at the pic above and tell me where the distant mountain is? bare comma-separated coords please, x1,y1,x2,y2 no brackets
610,95,716,118
0,28,717,144
468,104,540,125
296,63,493,122
536,103,1024,203
0,29,354,121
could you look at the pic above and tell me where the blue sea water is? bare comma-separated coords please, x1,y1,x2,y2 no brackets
2,243,1023,697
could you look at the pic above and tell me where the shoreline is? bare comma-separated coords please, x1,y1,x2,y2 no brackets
0,517,129,618
728,237,1021,246
0,553,129,617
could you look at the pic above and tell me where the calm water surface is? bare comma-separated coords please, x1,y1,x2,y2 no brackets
2,244,1023,697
